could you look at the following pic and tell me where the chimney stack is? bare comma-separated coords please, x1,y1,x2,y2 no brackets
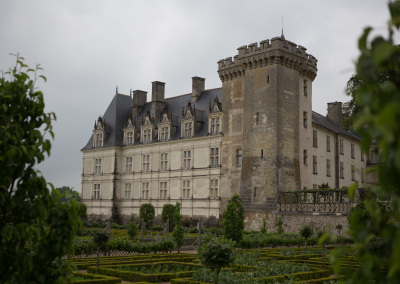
192,76,205,102
132,90,147,118
151,81,166,119
327,102,342,127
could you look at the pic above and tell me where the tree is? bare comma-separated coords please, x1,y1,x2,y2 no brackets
222,193,245,243
55,186,81,202
172,202,184,253
335,224,343,235
299,224,313,250
161,203,176,232
139,203,155,230
0,56,81,283
276,216,284,234
334,1,400,282
127,214,138,239
197,233,235,284
93,231,110,267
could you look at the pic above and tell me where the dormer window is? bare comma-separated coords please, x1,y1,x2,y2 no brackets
141,111,154,144
160,127,169,141
123,117,135,146
93,116,107,148
208,97,222,135
184,122,193,138
158,111,172,142
143,129,152,143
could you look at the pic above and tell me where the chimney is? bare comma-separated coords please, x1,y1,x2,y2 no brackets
327,102,342,127
132,90,147,118
192,76,205,102
151,81,165,119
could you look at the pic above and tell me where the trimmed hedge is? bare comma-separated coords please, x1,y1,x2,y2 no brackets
70,271,121,283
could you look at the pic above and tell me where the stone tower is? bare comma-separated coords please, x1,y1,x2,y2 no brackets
218,36,318,227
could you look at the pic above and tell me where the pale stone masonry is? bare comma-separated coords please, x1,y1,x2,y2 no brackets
81,35,367,226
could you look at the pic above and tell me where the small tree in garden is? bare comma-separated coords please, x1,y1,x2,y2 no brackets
261,217,268,234
162,203,176,232
277,216,284,234
222,193,245,243
172,202,184,253
127,214,138,239
336,224,343,235
139,203,155,230
93,231,110,267
198,233,235,284
299,224,313,250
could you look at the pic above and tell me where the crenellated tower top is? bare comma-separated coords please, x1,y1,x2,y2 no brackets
217,37,318,82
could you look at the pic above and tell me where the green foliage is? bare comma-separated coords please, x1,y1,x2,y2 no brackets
127,214,138,239
333,2,400,282
336,224,343,235
299,225,313,249
277,216,284,234
55,186,81,202
162,203,176,232
139,203,155,229
261,217,267,234
222,193,245,243
93,230,110,247
198,233,235,284
172,202,184,253
0,56,80,283
77,201,87,220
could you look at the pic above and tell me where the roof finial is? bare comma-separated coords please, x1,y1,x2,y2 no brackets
116,86,118,94
281,17,285,40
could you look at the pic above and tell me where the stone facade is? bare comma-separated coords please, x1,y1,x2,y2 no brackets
81,35,367,228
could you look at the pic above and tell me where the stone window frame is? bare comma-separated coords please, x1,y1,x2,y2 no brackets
303,149,308,166
361,167,365,183
160,152,169,171
312,130,318,148
142,128,152,144
210,147,220,167
236,149,242,166
326,135,330,152
94,158,102,174
339,139,344,155
209,179,219,199
304,79,308,96
125,156,133,173
142,154,150,172
312,155,318,174
94,132,103,148
124,183,132,200
340,161,344,179
183,150,192,170
351,143,355,159
159,181,168,199
141,182,150,199
182,180,191,199
326,159,331,177
351,165,355,181
361,151,364,162
93,183,101,199
159,126,170,142
123,129,134,146
303,111,308,128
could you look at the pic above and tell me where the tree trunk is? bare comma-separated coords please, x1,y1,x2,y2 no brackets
215,268,221,284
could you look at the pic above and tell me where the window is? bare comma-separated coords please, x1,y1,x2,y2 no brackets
160,181,167,199
340,161,344,179
125,183,132,200
95,133,103,148
211,117,221,134
236,149,242,166
160,153,168,171
160,127,169,141
126,131,134,145
94,184,101,199
351,143,355,159
370,149,378,163
340,139,344,155
326,159,331,177
303,150,308,166
361,167,365,183
142,154,150,172
210,179,219,199
313,184,318,189
142,182,149,199
351,165,355,181
211,147,219,167
313,130,318,148
312,155,317,174
303,111,307,128
184,122,193,138
182,180,191,199
126,156,133,173
361,151,364,162
143,129,151,144
303,80,308,96
94,158,102,174
183,150,191,169
326,135,330,152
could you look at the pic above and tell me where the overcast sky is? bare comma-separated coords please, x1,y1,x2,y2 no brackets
0,0,393,192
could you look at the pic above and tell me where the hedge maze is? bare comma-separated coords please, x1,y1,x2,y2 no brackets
67,247,359,283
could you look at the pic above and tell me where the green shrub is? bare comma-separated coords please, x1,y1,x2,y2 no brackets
139,203,155,230
127,215,138,239
162,204,176,232
222,193,245,243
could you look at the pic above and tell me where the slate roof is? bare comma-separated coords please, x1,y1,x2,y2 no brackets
312,111,361,141
81,88,223,150
82,88,360,151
